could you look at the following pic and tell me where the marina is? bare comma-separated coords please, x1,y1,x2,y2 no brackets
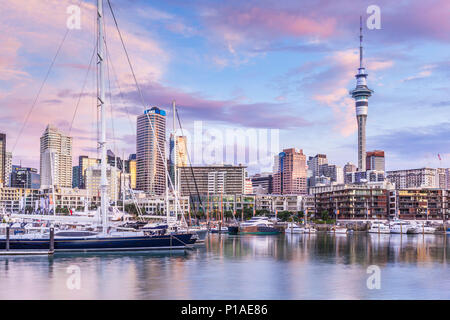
0,232,449,299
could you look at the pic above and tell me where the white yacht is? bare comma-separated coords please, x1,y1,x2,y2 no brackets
408,222,436,234
286,222,304,234
329,225,347,234
368,221,390,234
389,219,414,234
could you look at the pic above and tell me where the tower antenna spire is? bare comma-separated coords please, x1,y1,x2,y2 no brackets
359,16,363,69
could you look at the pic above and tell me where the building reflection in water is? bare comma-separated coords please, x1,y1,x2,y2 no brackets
0,233,449,299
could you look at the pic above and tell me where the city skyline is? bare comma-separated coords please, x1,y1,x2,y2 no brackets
0,0,449,173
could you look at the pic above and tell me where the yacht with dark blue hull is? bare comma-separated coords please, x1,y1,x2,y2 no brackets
0,231,196,252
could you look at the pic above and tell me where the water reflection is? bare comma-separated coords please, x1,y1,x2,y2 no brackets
0,233,449,299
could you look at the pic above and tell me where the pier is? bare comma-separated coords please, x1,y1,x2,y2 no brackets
0,227,54,256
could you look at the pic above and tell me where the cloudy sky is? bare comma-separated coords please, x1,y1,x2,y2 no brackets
0,0,449,173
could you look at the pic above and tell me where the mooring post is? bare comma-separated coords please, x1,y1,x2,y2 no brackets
49,227,54,253
6,226,10,251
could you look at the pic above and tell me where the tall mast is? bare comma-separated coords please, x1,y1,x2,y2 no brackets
172,100,178,220
97,0,108,233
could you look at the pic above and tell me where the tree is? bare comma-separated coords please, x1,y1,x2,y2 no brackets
320,210,329,221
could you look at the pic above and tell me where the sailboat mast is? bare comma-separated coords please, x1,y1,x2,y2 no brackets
97,0,108,233
172,100,178,220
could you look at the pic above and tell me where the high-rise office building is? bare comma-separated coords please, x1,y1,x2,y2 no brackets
11,166,40,189
40,125,73,188
72,166,80,188
78,156,100,189
366,150,385,172
251,173,273,194
85,164,121,202
273,148,307,195
169,135,188,190
344,162,357,184
136,107,166,195
0,133,5,186
5,152,12,187
307,154,328,177
178,164,246,196
127,154,137,189
350,19,373,172
386,168,437,189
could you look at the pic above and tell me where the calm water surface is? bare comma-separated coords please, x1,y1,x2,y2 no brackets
0,233,449,299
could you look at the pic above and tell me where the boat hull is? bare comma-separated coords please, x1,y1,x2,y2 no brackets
0,234,195,252
240,226,280,235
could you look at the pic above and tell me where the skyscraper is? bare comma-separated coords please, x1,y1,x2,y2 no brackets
5,152,12,187
40,125,73,188
78,155,100,189
136,107,166,195
307,154,328,177
366,150,385,172
0,133,5,186
273,148,307,195
350,18,373,172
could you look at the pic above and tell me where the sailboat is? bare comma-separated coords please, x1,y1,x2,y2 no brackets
0,0,195,252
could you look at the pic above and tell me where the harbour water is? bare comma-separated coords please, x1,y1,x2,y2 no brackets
0,233,449,299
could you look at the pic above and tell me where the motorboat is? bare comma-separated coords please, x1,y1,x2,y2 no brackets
286,222,304,234
236,217,280,235
368,221,390,234
408,222,436,234
389,219,414,234
329,225,347,234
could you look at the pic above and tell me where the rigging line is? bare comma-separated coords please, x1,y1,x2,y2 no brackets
102,11,117,159
11,0,84,154
104,44,135,135
105,43,118,162
107,0,181,209
12,29,70,154
68,44,96,136
176,108,205,213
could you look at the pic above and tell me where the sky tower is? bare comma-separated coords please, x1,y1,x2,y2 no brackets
350,17,373,172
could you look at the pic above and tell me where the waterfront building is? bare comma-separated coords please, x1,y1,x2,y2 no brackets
0,133,5,186
386,168,437,189
389,189,448,220
85,164,121,203
366,150,385,172
136,107,166,195
436,168,450,189
0,187,40,213
178,164,246,196
10,166,40,189
314,185,389,220
273,148,307,195
40,125,73,188
350,19,373,172
250,173,273,194
135,194,190,217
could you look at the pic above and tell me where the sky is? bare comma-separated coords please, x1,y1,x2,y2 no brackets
0,0,449,174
